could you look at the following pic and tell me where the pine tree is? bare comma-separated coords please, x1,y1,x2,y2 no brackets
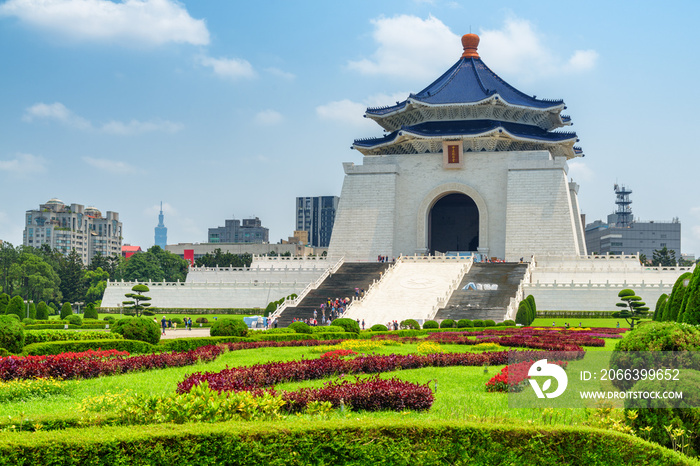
612,288,649,329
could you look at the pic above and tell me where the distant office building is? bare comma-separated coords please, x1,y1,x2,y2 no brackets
296,196,339,247
208,217,269,244
23,198,122,265
154,202,167,248
585,185,681,260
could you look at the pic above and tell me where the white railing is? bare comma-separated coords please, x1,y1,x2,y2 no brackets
344,259,401,314
505,260,535,320
427,257,474,320
269,256,344,320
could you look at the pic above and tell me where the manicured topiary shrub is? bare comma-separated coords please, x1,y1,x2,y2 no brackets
661,272,691,321
66,315,83,326
110,317,160,345
502,320,515,326
472,320,485,328
103,316,116,322
423,320,438,329
652,293,668,321
288,321,312,334
0,315,25,353
457,319,473,328
525,295,537,323
311,325,344,333
440,319,455,329
5,314,19,321
60,302,72,320
515,300,531,326
5,296,24,319
400,319,420,330
210,318,249,337
370,324,388,332
172,317,183,324
142,310,155,317
679,265,700,324
22,318,36,325
332,318,360,334
196,317,209,324
484,319,496,327
35,301,49,321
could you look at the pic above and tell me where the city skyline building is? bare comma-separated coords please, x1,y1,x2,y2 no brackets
208,216,269,244
295,196,339,247
585,185,681,260
154,201,167,249
23,198,122,265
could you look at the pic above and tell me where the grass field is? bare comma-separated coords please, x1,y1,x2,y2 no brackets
0,339,621,429
531,317,625,329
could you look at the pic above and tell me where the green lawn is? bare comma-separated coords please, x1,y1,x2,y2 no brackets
531,317,627,329
0,340,618,430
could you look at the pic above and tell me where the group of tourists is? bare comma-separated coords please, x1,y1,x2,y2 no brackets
377,255,393,262
155,316,193,335
318,297,350,321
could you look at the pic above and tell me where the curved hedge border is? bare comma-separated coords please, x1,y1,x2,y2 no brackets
0,419,694,466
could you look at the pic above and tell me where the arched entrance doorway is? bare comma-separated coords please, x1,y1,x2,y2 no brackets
429,193,479,254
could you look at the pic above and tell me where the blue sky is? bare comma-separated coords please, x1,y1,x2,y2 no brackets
1,0,699,257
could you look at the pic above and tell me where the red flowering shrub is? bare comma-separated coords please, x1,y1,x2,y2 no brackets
320,349,358,359
485,360,568,392
280,376,433,412
178,349,583,394
0,345,223,381
425,328,606,351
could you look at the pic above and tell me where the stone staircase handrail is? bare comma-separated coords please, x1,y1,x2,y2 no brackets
428,257,474,320
344,259,401,313
505,260,535,320
270,256,345,320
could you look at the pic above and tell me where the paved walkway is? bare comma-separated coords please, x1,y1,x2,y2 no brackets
160,327,212,339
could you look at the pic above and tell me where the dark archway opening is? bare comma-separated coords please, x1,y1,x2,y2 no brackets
429,193,479,254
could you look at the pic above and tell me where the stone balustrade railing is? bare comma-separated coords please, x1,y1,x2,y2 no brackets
270,257,344,320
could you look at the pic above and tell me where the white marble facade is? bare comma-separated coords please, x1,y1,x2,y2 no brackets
328,149,586,262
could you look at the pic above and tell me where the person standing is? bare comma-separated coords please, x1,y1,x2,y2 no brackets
161,316,167,336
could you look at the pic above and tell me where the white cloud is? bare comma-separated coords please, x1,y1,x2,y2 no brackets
23,102,182,135
347,15,458,81
479,18,598,79
0,0,209,46
266,67,295,80
567,160,594,182
100,119,183,135
23,102,91,129
199,55,255,80
690,206,700,218
0,153,48,175
316,92,409,129
253,110,283,126
83,156,137,174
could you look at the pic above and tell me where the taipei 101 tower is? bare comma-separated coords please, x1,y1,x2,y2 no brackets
154,202,167,248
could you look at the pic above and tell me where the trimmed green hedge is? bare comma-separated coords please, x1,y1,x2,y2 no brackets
0,419,694,466
23,339,156,355
24,330,124,346
24,323,110,330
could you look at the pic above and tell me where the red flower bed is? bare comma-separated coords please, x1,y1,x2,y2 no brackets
485,360,568,392
1,349,129,362
425,328,606,351
0,345,224,381
178,349,583,394
278,376,434,412
320,349,358,359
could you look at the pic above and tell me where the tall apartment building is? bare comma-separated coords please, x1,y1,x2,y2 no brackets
23,198,123,265
585,185,681,260
208,217,269,244
296,196,339,247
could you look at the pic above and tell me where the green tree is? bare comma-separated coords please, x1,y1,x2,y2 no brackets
60,302,73,319
58,249,86,304
0,242,19,295
5,295,25,319
651,247,677,267
653,293,668,321
661,272,692,321
679,265,700,325
88,252,121,277
638,253,648,265
0,293,9,314
147,246,188,282
28,302,36,319
84,267,109,304
119,253,164,282
525,295,537,324
36,301,49,320
123,284,152,317
612,288,649,329
194,249,252,268
8,253,62,303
